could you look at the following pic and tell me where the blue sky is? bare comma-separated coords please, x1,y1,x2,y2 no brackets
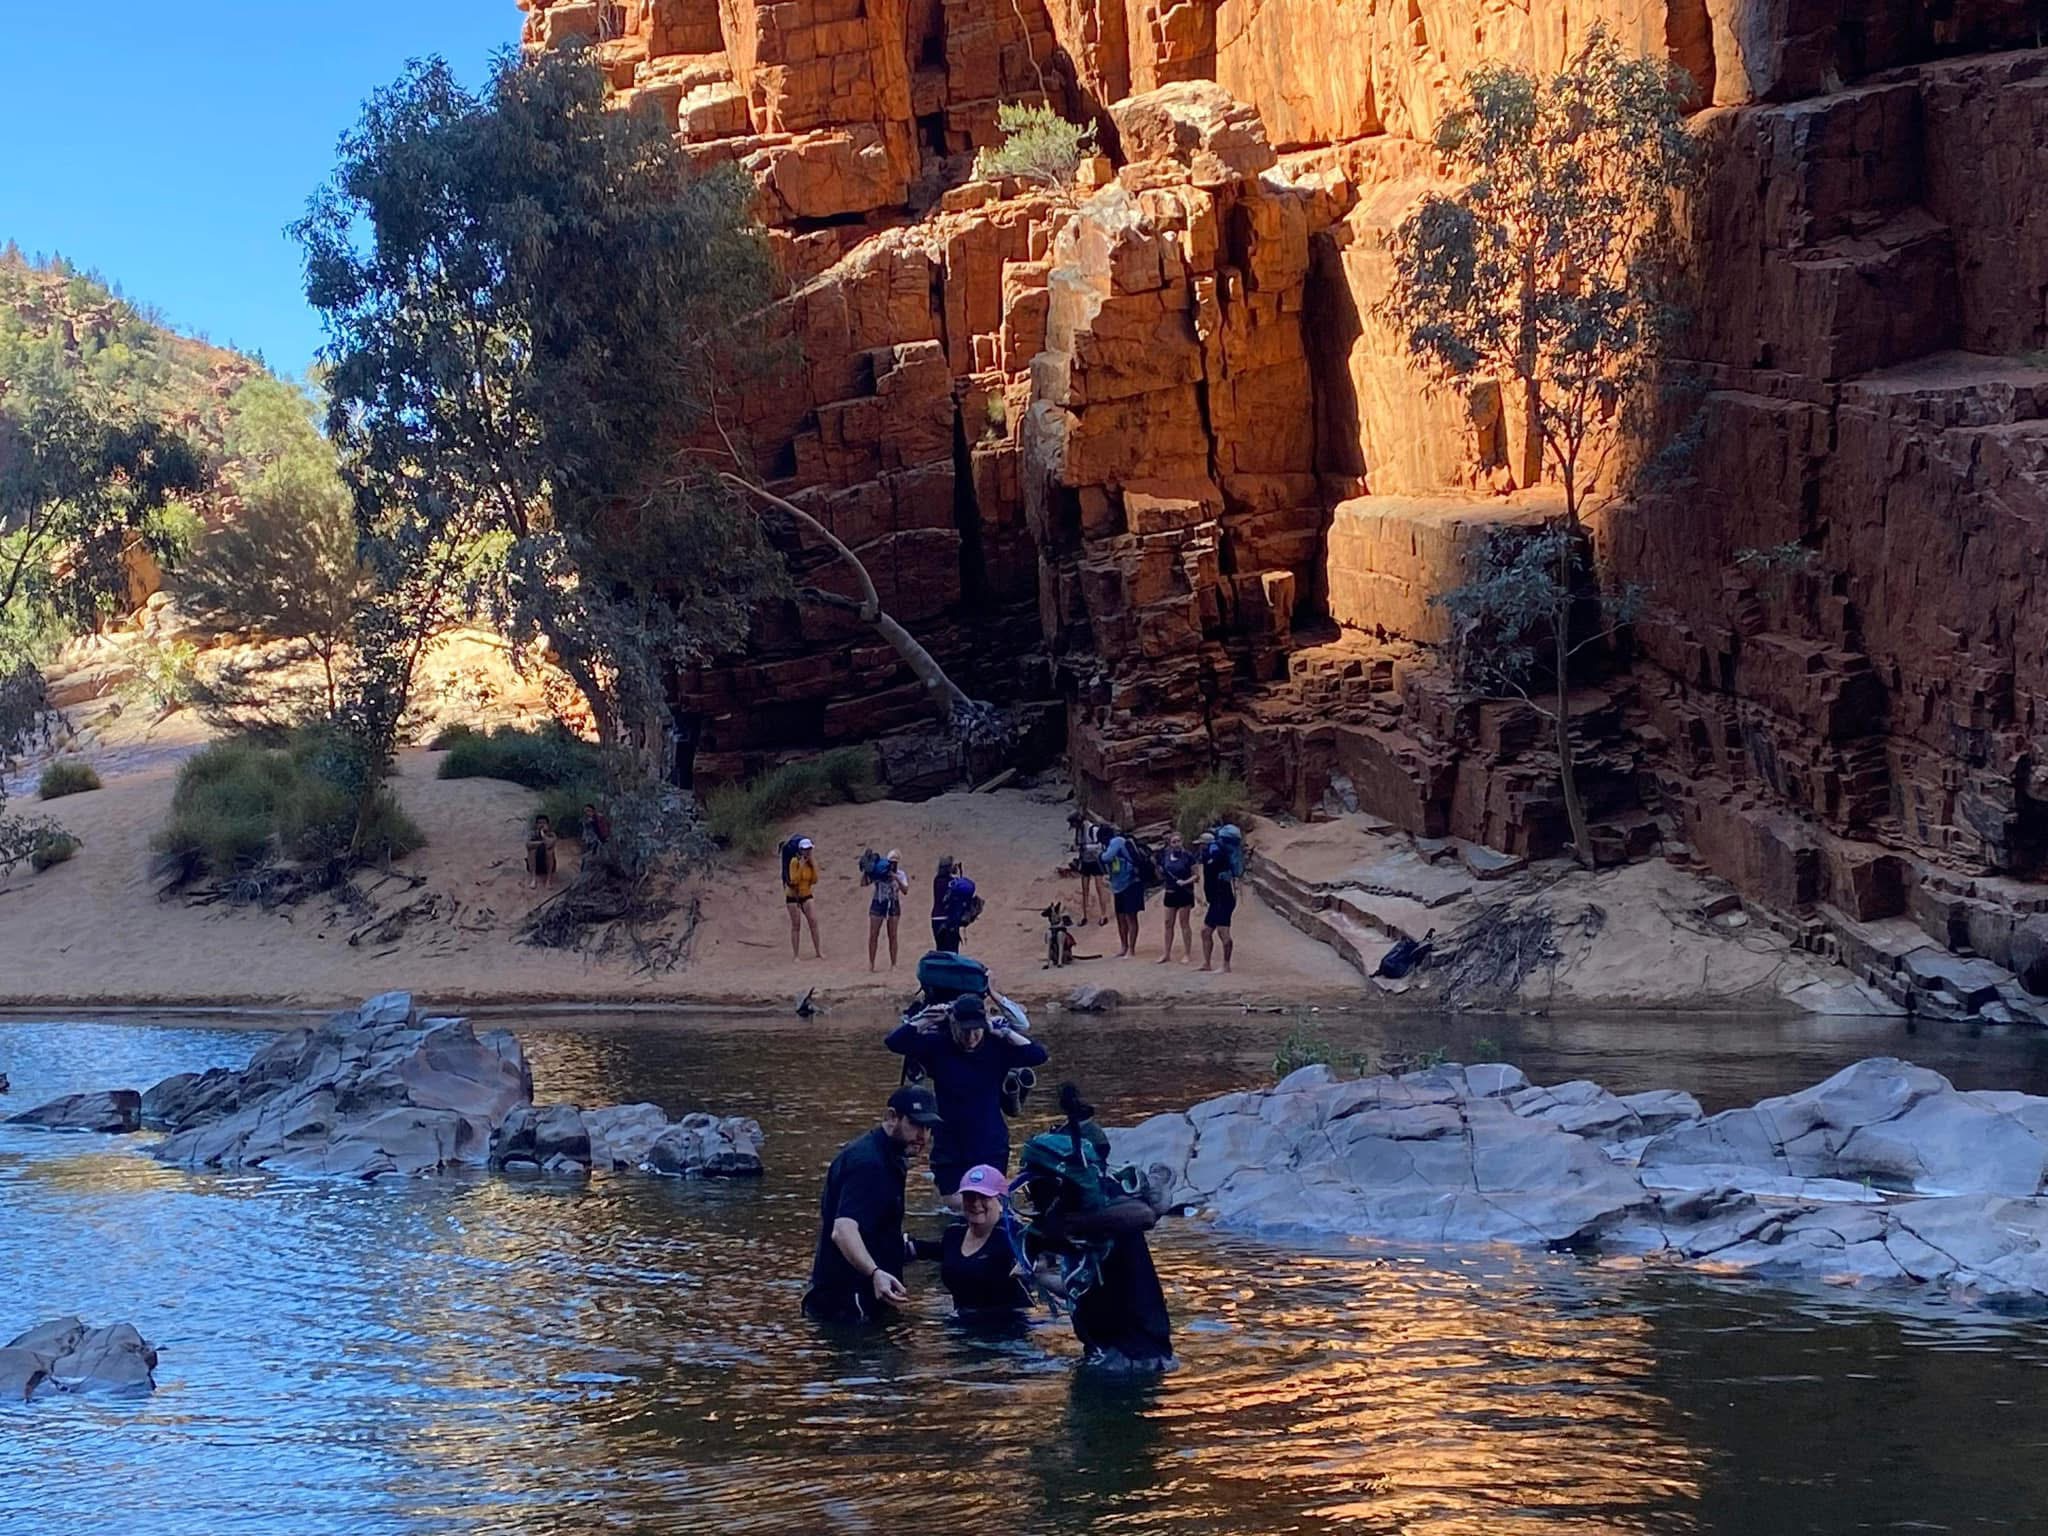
0,0,515,378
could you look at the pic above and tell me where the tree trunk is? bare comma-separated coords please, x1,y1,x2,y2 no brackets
1552,505,1593,868
720,473,975,723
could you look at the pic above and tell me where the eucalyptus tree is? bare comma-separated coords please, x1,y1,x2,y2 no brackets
297,45,781,762
1386,28,1696,865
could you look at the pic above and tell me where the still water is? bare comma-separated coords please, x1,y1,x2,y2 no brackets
7,1006,2048,1535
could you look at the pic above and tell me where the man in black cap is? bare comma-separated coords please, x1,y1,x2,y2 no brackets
803,1085,944,1323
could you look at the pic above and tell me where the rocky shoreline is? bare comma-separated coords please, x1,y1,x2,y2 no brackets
5,991,763,1182
1114,1057,2048,1310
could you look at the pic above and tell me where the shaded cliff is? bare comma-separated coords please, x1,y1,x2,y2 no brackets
515,0,2048,985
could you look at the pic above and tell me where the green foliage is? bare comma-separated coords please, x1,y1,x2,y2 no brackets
436,722,605,792
1271,1016,1371,1080
1470,1036,1503,1063
299,47,785,750
154,731,424,876
29,826,80,872
703,747,877,858
1735,542,1818,596
1383,27,1698,519
974,104,1095,199
37,760,101,799
427,722,479,750
175,377,367,720
118,638,199,712
1172,771,1252,843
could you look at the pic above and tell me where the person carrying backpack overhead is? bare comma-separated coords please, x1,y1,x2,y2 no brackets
783,836,822,961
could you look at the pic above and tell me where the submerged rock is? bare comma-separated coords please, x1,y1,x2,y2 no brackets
646,1113,765,1177
8,1089,141,1134
3,1317,157,1400
1113,1056,2048,1310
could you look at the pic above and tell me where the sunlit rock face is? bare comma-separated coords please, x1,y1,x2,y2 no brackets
516,1,2048,961
1114,1057,2048,1309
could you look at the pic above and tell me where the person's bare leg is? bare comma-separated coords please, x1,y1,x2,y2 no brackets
886,913,900,966
1079,879,1092,926
1199,926,1215,971
807,905,822,958
789,903,801,960
1221,928,1234,972
868,912,882,971
1094,879,1109,924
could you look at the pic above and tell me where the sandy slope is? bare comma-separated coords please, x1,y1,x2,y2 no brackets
0,751,1364,1011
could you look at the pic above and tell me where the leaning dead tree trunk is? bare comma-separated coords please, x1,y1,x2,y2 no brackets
720,473,981,726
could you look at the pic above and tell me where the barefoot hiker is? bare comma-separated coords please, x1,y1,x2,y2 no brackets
1104,829,1145,958
1158,830,1196,963
802,1085,943,1323
783,835,822,960
1200,825,1243,973
862,848,910,971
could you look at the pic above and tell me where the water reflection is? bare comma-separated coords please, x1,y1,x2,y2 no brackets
6,1008,2048,1533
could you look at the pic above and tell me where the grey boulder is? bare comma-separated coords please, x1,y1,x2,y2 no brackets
490,1104,593,1175
8,1089,141,1134
646,1114,765,1177
4,1317,157,1399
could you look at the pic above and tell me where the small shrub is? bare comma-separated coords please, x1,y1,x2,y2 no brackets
437,722,604,791
1470,1036,1503,1063
37,760,101,799
153,731,424,876
1173,771,1253,844
29,827,79,872
974,103,1096,199
703,747,880,859
120,639,199,712
1272,1016,1367,1079
427,722,479,751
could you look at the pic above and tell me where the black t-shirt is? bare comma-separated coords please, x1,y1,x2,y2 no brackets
806,1127,908,1318
1201,845,1236,905
939,1223,1032,1314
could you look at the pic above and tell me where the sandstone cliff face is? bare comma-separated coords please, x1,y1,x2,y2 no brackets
515,0,2048,968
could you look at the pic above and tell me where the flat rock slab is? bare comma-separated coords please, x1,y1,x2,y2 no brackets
1112,1055,2048,1311
4,1318,157,1399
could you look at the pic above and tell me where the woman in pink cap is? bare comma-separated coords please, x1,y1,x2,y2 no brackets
928,1164,1032,1317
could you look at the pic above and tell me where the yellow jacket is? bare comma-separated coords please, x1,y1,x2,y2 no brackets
785,855,817,900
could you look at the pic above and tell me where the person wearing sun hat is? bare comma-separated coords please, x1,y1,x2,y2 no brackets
803,1084,943,1324
933,1164,1032,1316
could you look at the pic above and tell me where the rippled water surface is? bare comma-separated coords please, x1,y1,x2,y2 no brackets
8,1006,2048,1534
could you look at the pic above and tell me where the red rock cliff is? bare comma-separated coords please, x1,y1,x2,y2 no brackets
516,0,2048,978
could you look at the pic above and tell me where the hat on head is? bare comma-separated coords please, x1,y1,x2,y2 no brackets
955,1164,1009,1199
949,993,988,1027
887,1084,943,1126
796,837,814,850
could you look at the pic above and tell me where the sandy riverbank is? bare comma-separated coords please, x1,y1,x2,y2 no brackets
0,748,1366,1012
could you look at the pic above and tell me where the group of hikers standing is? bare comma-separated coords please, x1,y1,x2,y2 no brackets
1070,815,1243,971
803,954,1175,1370
779,839,985,970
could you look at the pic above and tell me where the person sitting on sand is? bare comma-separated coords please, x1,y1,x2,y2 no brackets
1158,830,1196,964
864,848,911,971
784,836,822,961
525,814,557,890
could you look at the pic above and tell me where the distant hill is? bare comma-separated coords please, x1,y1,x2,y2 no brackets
0,245,264,454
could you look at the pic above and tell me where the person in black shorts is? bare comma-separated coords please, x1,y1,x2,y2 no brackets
803,1085,943,1324
1069,811,1109,926
931,855,959,951
1199,832,1236,973
1156,830,1196,964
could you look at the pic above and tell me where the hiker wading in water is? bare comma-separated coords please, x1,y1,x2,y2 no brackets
803,1085,943,1323
886,994,1047,1209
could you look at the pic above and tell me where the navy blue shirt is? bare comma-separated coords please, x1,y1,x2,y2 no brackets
885,1022,1048,1175
806,1126,910,1320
